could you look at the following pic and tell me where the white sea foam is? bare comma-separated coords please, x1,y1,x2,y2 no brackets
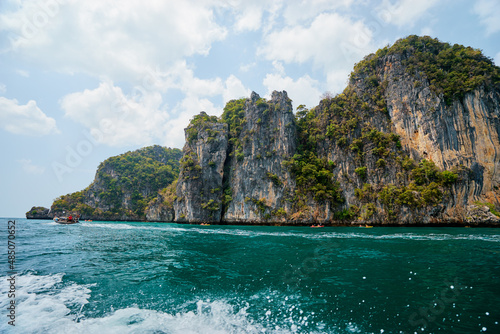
78,221,500,243
0,273,93,333
79,222,146,230
186,227,500,243
0,273,342,334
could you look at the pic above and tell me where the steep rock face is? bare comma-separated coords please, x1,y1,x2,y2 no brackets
145,191,175,222
49,146,181,221
224,91,297,223
174,113,228,223
380,53,500,201
174,85,500,225
349,50,500,223
173,92,297,224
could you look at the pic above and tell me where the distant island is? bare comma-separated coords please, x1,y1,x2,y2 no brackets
27,35,500,226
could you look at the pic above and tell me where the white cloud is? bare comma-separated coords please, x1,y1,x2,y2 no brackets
259,12,375,93
495,51,500,67
222,0,282,33
1,0,227,83
223,75,251,104
141,61,224,98
234,5,263,32
0,97,59,135
18,159,45,175
260,13,374,68
282,0,353,25
60,81,168,147
377,0,441,27
474,0,500,35
263,71,322,108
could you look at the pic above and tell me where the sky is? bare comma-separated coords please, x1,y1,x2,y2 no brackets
1,0,499,218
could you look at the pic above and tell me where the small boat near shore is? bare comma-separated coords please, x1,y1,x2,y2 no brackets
311,225,324,228
54,216,79,224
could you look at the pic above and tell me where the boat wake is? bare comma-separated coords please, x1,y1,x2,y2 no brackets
0,273,352,334
78,222,500,243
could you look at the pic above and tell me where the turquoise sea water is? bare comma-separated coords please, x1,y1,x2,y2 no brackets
1,218,499,333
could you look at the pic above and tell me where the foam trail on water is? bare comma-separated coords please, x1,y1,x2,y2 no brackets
0,273,341,334
76,222,500,243
0,273,93,333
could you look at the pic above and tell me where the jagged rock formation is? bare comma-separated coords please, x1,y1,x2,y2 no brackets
173,92,297,224
356,51,500,221
223,91,297,223
174,113,228,223
340,36,500,224
174,36,500,226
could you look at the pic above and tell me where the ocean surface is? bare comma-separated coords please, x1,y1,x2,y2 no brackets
1,218,499,333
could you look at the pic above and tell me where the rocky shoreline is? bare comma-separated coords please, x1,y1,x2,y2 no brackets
26,204,500,227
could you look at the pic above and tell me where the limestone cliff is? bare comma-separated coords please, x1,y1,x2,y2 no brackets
223,91,297,223
174,36,500,226
340,36,500,224
174,112,228,223
49,145,182,221
145,181,176,222
30,36,500,225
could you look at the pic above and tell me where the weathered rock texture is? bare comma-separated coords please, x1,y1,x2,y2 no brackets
224,91,297,223
344,49,500,225
174,92,297,224
381,54,500,210
174,113,228,223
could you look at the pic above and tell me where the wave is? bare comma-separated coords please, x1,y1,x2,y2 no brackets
312,232,500,243
76,222,500,243
0,272,93,333
186,228,500,243
0,273,345,334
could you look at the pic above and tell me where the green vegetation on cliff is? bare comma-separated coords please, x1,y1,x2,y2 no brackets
52,146,182,219
186,112,221,143
352,35,500,104
284,104,344,209
221,98,247,159
287,40,464,222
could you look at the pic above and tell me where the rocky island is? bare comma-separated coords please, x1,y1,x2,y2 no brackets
28,36,500,226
